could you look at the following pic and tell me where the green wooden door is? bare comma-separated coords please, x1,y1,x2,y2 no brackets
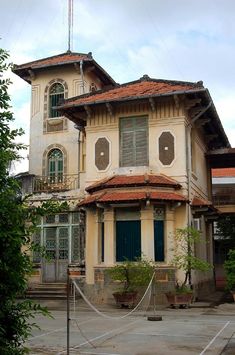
116,221,141,261
154,220,164,261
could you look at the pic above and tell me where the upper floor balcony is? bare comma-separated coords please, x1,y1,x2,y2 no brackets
212,186,235,213
212,187,235,206
18,173,80,195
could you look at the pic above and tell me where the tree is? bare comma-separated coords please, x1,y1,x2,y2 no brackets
215,214,235,250
172,227,212,288
0,48,67,354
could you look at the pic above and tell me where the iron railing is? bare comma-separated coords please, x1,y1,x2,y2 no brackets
213,188,235,206
34,174,79,193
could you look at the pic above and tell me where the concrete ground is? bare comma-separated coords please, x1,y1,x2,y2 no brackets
27,298,235,355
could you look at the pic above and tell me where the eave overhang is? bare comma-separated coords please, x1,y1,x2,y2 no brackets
207,148,235,168
58,82,230,150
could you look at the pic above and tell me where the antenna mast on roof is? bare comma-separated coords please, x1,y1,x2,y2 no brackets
68,0,73,52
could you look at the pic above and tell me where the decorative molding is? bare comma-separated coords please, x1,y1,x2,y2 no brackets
106,102,114,117
43,78,68,133
31,85,40,117
149,98,156,112
84,105,92,119
42,144,68,176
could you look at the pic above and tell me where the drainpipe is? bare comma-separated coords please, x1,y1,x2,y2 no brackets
73,60,85,189
185,100,212,287
80,60,85,94
74,126,81,188
185,121,192,287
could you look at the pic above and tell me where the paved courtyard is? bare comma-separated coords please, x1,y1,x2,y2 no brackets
26,301,235,355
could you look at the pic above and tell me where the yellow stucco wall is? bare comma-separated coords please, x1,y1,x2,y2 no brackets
28,65,102,178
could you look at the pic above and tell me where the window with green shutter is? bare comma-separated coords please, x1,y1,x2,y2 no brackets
49,83,64,118
48,149,63,182
120,116,148,167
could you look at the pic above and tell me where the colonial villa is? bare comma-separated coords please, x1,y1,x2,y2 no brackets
13,51,235,303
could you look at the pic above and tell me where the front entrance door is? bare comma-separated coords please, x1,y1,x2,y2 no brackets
116,221,141,261
43,227,69,282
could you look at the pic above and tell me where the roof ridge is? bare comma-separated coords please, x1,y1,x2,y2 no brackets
64,83,121,104
159,173,179,184
62,77,202,106
13,51,91,68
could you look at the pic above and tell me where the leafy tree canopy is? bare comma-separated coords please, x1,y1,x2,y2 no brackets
0,48,67,354
215,214,235,249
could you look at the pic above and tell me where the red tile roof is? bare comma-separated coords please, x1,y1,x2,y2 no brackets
78,190,186,206
212,168,235,177
86,174,181,193
13,51,116,86
61,77,204,108
191,197,212,206
13,52,92,70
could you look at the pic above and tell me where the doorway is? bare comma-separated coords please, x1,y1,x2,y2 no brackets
43,227,69,282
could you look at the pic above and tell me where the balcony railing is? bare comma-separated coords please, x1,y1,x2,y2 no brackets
34,174,79,193
213,188,235,206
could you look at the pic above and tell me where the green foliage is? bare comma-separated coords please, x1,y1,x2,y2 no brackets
224,249,235,291
216,215,235,249
106,258,155,293
172,227,212,287
172,283,193,295
0,48,68,354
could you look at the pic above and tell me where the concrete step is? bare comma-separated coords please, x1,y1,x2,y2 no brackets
26,283,68,300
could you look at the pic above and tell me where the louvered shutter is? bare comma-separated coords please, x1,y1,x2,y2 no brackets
135,117,148,166
120,116,148,167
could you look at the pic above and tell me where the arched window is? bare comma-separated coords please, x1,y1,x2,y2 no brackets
48,149,63,183
49,83,64,118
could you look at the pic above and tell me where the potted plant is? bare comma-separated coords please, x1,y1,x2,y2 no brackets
106,258,155,308
166,227,212,308
224,249,235,302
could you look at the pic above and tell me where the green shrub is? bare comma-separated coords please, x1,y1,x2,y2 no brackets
224,249,235,291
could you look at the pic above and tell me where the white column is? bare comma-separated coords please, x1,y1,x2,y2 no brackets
104,207,115,265
165,205,175,264
141,204,154,260
85,208,98,284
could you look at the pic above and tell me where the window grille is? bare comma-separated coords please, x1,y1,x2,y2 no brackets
33,231,41,263
48,149,63,183
49,83,64,118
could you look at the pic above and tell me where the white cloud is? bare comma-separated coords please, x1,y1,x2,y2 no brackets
1,0,234,177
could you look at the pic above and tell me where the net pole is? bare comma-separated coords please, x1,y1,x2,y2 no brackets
67,268,70,355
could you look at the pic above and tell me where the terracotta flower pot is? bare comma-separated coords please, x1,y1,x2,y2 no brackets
112,291,138,308
231,291,235,302
165,292,193,308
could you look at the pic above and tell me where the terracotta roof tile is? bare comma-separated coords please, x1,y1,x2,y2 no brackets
61,78,203,108
78,190,186,207
212,168,235,177
191,197,212,206
86,174,181,193
149,191,186,201
13,52,91,70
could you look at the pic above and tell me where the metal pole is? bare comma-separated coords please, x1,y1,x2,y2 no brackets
67,268,70,355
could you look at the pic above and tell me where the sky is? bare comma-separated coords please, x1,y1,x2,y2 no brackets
1,0,235,173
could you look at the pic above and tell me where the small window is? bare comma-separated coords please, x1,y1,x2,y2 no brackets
49,83,64,118
45,215,56,224
48,149,63,183
120,116,148,167
90,83,97,92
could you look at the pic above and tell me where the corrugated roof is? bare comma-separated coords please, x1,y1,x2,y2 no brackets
212,168,235,177
86,174,181,193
